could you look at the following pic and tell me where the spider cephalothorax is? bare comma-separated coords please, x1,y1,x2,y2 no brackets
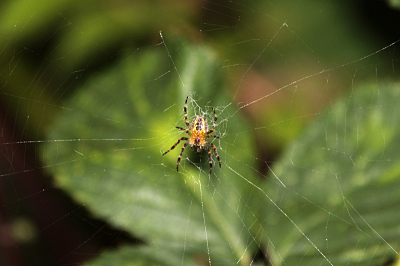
163,97,221,174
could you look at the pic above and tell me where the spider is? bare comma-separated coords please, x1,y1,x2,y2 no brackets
163,96,221,174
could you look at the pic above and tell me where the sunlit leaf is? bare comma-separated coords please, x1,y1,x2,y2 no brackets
42,38,260,265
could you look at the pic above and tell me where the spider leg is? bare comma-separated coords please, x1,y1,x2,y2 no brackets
206,142,221,168
205,107,217,135
205,135,219,139
176,126,191,135
162,137,189,156
177,142,190,171
207,147,213,174
184,96,190,128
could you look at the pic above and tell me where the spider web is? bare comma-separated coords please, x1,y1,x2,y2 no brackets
0,1,400,265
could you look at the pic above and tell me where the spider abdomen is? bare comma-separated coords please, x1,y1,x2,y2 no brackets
188,115,208,150
192,115,208,134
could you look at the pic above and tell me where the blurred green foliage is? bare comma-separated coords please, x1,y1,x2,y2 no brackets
389,0,400,8
1,0,400,265
1,0,397,145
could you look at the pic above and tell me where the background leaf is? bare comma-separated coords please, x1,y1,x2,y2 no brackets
263,83,400,265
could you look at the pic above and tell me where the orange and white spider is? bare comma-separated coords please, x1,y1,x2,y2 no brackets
163,96,221,174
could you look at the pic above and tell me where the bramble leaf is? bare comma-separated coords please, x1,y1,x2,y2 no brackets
263,83,400,265
43,39,259,265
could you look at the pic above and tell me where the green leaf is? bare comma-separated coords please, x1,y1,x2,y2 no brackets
42,39,259,265
263,83,400,265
